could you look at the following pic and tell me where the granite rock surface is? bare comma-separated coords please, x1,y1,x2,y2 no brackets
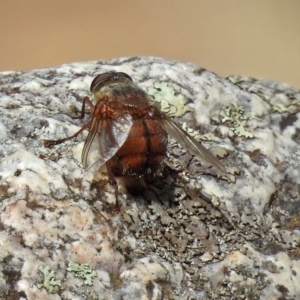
0,57,300,299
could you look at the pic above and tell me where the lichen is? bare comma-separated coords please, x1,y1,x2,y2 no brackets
212,103,258,138
37,265,61,293
259,95,288,113
181,122,209,141
147,82,191,117
180,121,221,148
286,93,300,114
227,75,289,113
67,261,97,286
234,121,254,138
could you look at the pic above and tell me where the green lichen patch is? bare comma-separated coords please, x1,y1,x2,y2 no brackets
212,103,258,138
181,121,217,142
290,100,300,114
67,261,97,286
147,82,191,117
37,265,61,293
259,95,288,113
181,122,205,141
227,76,289,113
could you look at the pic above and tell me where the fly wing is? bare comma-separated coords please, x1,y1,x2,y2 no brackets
82,103,133,170
149,106,227,175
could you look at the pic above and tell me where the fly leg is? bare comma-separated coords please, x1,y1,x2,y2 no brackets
71,95,95,119
44,96,94,147
44,121,92,147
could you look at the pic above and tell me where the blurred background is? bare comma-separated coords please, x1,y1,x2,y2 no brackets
1,0,299,88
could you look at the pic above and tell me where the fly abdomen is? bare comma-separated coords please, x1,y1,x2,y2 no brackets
109,118,167,177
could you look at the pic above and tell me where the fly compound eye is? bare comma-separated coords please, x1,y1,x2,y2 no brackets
116,72,133,82
90,72,133,92
90,73,114,92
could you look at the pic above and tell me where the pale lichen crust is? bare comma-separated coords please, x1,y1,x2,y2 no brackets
147,81,191,117
67,261,97,286
212,103,259,138
227,75,300,113
37,266,62,293
37,262,98,296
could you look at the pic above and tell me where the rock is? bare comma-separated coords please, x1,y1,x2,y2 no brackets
0,56,300,299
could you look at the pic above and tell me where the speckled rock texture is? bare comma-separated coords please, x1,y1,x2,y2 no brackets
0,57,300,299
